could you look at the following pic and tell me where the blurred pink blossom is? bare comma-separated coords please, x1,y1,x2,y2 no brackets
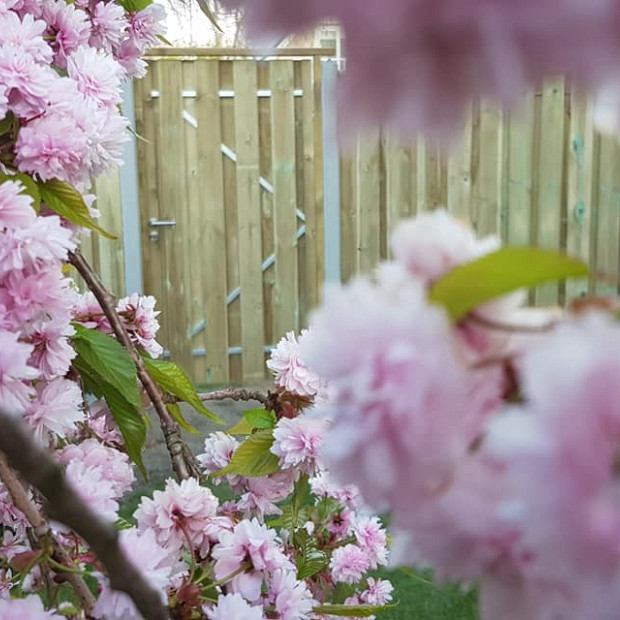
0,595,62,619
205,593,263,620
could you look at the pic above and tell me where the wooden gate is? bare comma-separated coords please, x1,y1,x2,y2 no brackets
134,50,327,385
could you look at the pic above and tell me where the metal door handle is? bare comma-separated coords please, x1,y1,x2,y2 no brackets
149,217,177,227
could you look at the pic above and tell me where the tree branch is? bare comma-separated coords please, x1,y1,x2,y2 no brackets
69,249,199,480
198,388,271,408
0,409,170,620
0,455,96,612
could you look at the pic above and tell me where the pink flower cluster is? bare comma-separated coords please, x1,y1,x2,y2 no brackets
73,291,163,358
225,0,620,139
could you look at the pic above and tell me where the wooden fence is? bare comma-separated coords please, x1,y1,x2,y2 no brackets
342,81,620,306
92,60,620,384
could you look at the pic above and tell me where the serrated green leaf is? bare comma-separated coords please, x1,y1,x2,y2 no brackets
73,354,146,477
291,474,310,525
72,324,141,408
0,172,41,211
243,407,277,429
312,603,397,617
296,549,329,580
428,247,589,321
167,403,199,434
212,431,280,478
39,179,116,239
141,357,222,424
226,417,255,435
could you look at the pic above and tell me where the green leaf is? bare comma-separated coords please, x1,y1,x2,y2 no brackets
141,357,222,424
291,474,310,525
72,324,141,408
0,172,41,211
167,403,199,434
118,0,152,11
296,548,329,580
428,247,589,321
243,407,277,429
312,603,397,617
73,355,146,477
212,431,280,478
0,114,13,136
226,417,255,435
39,179,116,239
157,33,173,46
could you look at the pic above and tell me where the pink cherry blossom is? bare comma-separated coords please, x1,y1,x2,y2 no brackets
236,470,297,519
89,1,127,52
0,330,37,412
350,515,388,569
0,595,62,619
304,273,488,516
205,593,263,620
63,460,119,520
127,3,167,49
212,518,293,602
329,544,371,584
92,528,178,620
116,293,163,358
268,568,315,620
24,378,83,441
25,318,75,380
309,470,362,508
271,415,328,473
67,47,123,109
134,477,219,556
56,438,134,497
361,578,394,606
390,209,499,285
267,330,323,396
0,11,51,65
0,180,37,230
39,0,90,68
72,292,111,332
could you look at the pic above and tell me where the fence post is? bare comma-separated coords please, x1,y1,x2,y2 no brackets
322,60,341,283
120,80,144,295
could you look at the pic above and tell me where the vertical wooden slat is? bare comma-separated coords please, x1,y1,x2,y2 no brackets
271,60,299,339
565,95,594,303
233,60,265,381
339,154,355,281
356,132,382,273
156,60,193,370
534,80,566,305
595,136,620,296
447,105,474,221
196,60,229,383
505,94,535,246
313,58,325,290
473,100,502,236
300,60,318,321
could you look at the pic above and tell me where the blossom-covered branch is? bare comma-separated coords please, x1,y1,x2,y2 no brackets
69,249,199,480
0,407,169,620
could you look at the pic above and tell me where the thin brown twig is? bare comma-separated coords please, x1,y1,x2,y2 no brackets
0,409,170,620
198,388,271,408
69,249,199,480
0,455,95,612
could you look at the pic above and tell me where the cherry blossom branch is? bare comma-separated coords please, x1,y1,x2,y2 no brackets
0,409,169,620
198,388,272,408
0,454,95,611
68,249,199,480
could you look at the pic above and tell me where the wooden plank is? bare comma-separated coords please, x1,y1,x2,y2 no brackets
534,79,566,305
355,131,382,273
565,94,594,303
195,59,229,383
155,60,193,369
147,48,337,58
594,135,620,297
447,104,474,222
385,132,417,246
92,166,125,294
313,57,325,290
233,60,266,381
136,64,172,348
472,100,502,237
300,59,318,323
505,94,535,246
271,60,299,339
339,154,355,281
